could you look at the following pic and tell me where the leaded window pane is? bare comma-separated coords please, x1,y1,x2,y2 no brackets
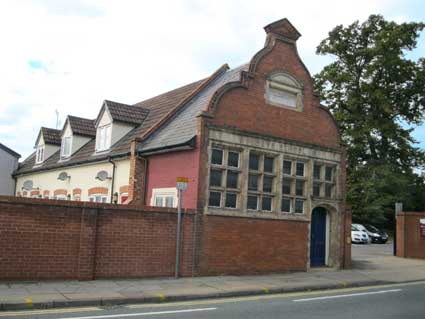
262,196,272,211
325,183,333,198
209,191,221,207
264,157,274,173
281,197,291,213
225,193,237,208
294,199,304,214
313,182,321,197
282,179,291,195
263,176,274,193
313,164,321,180
210,169,222,187
226,171,239,189
248,174,258,191
211,149,223,165
247,195,258,210
325,166,333,181
296,162,304,177
249,153,260,171
283,160,292,175
295,180,304,196
228,151,239,168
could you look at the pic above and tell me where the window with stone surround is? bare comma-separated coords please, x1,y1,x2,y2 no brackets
247,152,276,212
280,159,306,214
265,72,303,112
312,163,336,199
208,148,241,209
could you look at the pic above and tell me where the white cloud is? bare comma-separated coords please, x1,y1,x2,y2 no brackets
0,0,422,158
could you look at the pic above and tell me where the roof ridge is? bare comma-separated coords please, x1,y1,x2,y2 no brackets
138,63,230,142
68,115,94,121
41,126,61,132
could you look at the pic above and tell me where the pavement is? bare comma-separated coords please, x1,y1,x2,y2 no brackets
1,242,425,311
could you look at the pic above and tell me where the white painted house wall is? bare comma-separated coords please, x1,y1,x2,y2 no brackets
16,159,130,202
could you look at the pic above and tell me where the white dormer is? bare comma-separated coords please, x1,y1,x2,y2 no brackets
33,127,61,166
35,139,45,164
94,100,148,153
96,108,113,152
60,116,94,159
61,123,73,158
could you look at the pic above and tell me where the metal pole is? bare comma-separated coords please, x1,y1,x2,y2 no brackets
175,188,182,278
394,202,402,256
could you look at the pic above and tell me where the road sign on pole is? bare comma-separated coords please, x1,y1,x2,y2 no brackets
175,177,188,278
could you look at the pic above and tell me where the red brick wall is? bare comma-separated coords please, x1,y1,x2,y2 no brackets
0,196,195,280
0,199,81,280
145,145,200,209
207,41,340,150
199,215,309,275
396,212,425,259
95,209,195,278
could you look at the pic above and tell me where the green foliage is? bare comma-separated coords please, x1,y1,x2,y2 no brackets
314,15,425,226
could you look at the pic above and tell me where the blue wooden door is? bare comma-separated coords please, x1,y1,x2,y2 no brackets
310,207,327,267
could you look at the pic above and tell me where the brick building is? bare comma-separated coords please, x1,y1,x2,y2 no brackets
14,18,350,271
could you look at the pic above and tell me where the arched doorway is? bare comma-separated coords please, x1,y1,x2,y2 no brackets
310,207,328,267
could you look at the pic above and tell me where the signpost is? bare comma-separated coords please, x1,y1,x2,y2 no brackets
420,219,425,240
175,177,188,278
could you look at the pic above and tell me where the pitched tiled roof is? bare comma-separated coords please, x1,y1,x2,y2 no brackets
67,116,96,137
104,100,149,125
40,127,61,145
15,64,248,175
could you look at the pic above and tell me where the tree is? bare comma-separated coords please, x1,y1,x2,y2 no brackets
314,15,425,226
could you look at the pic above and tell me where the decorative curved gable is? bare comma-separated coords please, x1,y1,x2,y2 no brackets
203,18,341,150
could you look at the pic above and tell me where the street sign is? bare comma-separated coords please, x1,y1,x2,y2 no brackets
176,177,188,191
175,177,188,278
420,219,425,239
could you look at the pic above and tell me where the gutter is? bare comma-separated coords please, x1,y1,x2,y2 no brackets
108,157,116,203
13,152,130,178
137,136,196,157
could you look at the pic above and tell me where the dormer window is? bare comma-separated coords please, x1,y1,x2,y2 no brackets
96,125,111,152
35,146,44,164
265,71,303,111
61,136,72,158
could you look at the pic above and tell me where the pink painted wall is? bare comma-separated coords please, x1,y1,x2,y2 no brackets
145,145,200,209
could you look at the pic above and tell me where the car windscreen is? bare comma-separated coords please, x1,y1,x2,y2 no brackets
365,224,379,232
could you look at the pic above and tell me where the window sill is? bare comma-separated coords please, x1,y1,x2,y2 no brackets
205,207,310,222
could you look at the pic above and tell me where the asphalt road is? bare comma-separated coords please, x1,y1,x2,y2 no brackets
2,281,425,319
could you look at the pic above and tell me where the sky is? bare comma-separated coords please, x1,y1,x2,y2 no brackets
0,0,424,159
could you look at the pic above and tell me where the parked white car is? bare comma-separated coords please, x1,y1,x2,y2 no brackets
352,223,372,243
351,224,369,244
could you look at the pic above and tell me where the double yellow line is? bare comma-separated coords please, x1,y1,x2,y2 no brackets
1,280,424,317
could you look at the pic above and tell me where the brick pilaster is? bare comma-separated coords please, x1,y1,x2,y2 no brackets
77,207,98,280
128,139,147,205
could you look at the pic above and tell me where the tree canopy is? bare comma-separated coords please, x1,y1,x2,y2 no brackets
314,15,425,226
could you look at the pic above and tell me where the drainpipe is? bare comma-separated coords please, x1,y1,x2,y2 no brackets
108,157,116,203
142,156,148,205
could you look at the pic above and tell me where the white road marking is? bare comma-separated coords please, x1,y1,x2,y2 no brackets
56,307,217,319
293,289,402,302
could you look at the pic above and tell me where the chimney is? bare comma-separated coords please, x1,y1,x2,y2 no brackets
263,18,301,44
